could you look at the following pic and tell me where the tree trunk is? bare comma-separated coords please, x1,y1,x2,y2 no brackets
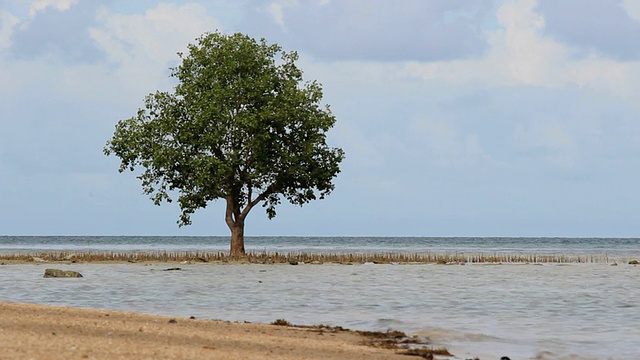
226,196,246,257
229,221,246,257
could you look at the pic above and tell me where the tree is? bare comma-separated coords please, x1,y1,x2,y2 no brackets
104,32,344,257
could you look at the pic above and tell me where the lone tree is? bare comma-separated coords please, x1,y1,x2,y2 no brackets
105,32,344,256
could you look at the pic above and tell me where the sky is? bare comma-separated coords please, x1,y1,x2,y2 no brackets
2,0,640,237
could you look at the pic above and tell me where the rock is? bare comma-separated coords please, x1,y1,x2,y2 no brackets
43,269,83,278
629,260,639,265
32,257,47,263
164,267,182,271
289,260,299,265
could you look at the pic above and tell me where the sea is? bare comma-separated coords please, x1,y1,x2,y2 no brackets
1,236,639,359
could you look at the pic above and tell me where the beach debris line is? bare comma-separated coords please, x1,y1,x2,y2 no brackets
400,347,453,359
271,319,293,326
269,319,451,359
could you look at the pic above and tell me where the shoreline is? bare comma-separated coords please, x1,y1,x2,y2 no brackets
0,302,445,359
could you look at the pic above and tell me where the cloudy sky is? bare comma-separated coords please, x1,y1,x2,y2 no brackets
2,0,640,237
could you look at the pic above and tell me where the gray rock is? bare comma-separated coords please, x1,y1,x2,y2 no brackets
43,269,83,278
629,260,639,265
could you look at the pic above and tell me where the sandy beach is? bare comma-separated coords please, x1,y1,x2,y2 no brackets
0,302,423,360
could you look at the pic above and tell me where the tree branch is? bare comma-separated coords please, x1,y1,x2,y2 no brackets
239,182,278,219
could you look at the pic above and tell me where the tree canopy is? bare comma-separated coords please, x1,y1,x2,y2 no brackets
104,32,344,256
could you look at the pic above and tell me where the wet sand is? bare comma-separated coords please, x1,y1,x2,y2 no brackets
0,302,414,360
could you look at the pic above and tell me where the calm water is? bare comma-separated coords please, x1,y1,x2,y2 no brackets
1,236,639,258
1,237,639,359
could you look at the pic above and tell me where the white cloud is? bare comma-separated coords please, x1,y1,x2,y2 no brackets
29,0,77,17
492,0,567,85
0,11,20,50
379,0,640,183
282,0,640,176
90,3,217,68
2,3,223,115
621,0,640,22
267,3,286,28
400,0,560,87
402,0,640,97
368,0,640,174
84,3,220,101
266,0,298,29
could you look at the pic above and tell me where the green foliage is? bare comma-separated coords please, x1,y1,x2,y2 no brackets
105,32,344,227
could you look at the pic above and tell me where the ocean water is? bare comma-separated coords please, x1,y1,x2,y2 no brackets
1,236,640,259
1,236,640,359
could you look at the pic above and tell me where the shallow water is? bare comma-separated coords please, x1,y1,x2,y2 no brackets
1,262,638,359
2,236,640,261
